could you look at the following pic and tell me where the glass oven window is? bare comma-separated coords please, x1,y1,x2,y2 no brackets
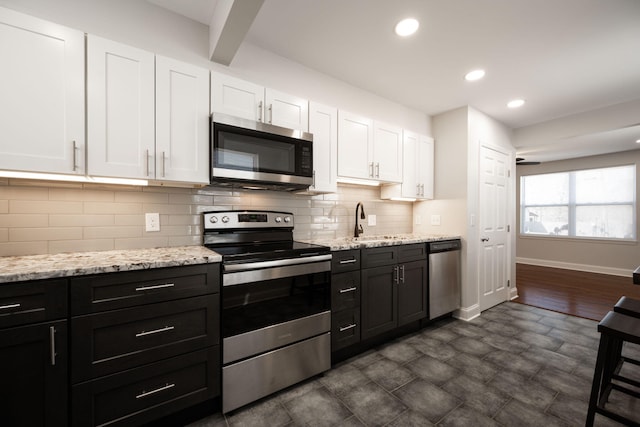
221,271,330,337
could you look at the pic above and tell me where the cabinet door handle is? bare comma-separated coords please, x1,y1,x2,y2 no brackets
135,325,175,337
136,383,175,399
369,162,374,178
339,258,357,265
421,184,425,196
312,170,316,188
258,101,263,122
339,323,357,332
145,149,151,177
135,283,175,292
161,151,166,177
400,265,405,283
416,184,420,196
339,286,357,294
481,237,490,242
0,303,20,311
268,103,273,124
72,140,79,171
394,266,399,284
376,162,380,178
49,326,57,366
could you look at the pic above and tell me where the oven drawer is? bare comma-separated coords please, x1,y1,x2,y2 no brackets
331,249,361,273
331,271,360,312
0,279,67,329
331,308,360,351
72,294,219,383
72,347,220,427
71,264,220,315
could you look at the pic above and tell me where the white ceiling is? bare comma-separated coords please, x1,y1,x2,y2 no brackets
148,0,640,163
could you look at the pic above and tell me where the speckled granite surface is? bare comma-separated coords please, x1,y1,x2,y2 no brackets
306,234,461,251
0,246,222,284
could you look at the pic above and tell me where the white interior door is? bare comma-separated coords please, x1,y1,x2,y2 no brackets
479,145,510,311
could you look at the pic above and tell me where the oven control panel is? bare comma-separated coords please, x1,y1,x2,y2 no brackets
204,210,294,230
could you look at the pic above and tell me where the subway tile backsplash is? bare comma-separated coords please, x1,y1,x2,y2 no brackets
0,180,413,256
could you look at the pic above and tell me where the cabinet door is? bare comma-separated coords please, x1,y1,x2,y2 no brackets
87,35,155,179
373,121,403,183
401,131,419,198
0,320,68,427
397,260,427,326
156,56,210,183
0,7,84,175
308,101,337,193
211,72,263,121
337,110,373,180
361,265,397,340
417,135,435,199
265,88,309,131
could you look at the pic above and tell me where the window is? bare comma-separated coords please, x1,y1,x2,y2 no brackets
520,165,636,240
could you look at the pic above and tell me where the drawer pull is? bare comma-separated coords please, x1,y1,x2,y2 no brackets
0,303,20,310
135,283,175,291
339,286,357,294
136,383,175,399
339,324,357,332
339,259,357,265
135,326,175,337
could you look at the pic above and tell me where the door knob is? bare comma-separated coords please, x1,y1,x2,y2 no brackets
481,237,490,242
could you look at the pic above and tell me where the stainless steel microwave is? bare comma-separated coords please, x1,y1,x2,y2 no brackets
210,113,313,191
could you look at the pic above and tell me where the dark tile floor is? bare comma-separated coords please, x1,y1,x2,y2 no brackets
188,302,640,427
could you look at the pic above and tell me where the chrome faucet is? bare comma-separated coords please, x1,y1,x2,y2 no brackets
354,202,366,238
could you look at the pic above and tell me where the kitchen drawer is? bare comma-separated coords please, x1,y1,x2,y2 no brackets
331,249,361,273
0,279,67,329
331,271,360,312
397,243,427,263
71,294,219,383
331,308,360,351
362,246,397,268
72,346,220,427
71,263,220,314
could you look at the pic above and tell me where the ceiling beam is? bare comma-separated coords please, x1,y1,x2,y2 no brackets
209,0,264,65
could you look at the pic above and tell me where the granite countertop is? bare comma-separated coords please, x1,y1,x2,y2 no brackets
306,234,461,251
0,246,222,284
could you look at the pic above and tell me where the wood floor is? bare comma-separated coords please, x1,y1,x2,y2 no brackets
514,263,640,321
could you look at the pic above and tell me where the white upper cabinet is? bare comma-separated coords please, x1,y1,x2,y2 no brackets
155,56,210,184
211,72,308,131
0,7,85,175
307,102,338,194
337,111,403,184
87,35,155,179
382,131,434,200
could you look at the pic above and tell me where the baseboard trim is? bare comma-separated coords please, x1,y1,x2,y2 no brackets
516,257,632,277
453,303,480,322
509,287,519,301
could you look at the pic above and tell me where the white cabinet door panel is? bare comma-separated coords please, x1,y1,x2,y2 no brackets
308,102,337,193
211,73,263,121
337,111,373,180
156,56,209,183
401,131,419,198
374,122,403,183
0,7,84,174
87,35,155,179
265,89,308,131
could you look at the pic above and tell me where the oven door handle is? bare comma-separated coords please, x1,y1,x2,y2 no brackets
224,254,332,272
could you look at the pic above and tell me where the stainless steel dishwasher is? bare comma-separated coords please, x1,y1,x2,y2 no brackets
428,239,461,319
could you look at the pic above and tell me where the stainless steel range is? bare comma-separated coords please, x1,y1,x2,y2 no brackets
203,210,332,413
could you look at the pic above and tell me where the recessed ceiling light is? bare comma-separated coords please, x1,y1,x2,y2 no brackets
465,69,485,81
395,18,419,37
507,99,525,108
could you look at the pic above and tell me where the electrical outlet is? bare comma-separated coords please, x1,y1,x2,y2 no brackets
145,213,160,232
431,214,441,226
415,215,422,225
368,214,376,226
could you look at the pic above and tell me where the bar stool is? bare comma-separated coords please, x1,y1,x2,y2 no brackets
614,295,640,318
586,311,640,427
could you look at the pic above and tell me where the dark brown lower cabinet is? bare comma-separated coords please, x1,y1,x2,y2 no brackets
397,260,428,325
361,265,397,339
72,347,219,427
0,320,68,427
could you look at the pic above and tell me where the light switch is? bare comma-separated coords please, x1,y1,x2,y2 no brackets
368,214,376,226
431,214,441,226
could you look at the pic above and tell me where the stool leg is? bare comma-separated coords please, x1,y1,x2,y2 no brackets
587,334,610,426
600,336,621,402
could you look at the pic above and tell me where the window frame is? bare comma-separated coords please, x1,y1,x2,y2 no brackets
519,164,637,241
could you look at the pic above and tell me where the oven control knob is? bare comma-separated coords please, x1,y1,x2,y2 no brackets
284,216,291,223
275,216,282,223
209,216,218,224
221,216,230,223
